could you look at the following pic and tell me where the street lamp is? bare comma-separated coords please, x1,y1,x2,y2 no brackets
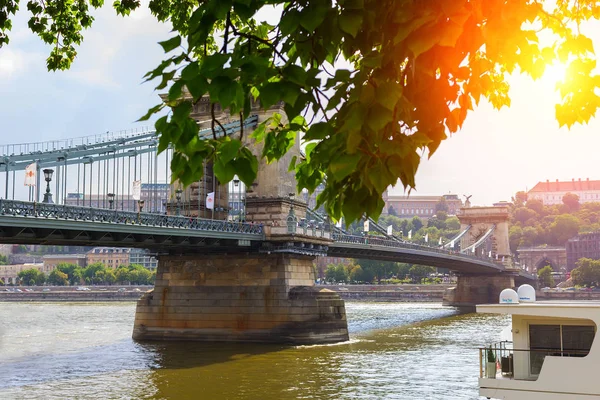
137,199,145,223
233,175,240,220
42,169,54,203
175,188,183,216
107,193,115,210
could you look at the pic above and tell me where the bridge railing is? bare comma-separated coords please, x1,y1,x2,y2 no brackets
0,200,264,235
332,233,505,265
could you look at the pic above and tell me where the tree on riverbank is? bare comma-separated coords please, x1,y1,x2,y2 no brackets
46,262,155,286
17,269,46,286
2,1,598,223
571,258,600,287
47,269,69,286
537,266,555,288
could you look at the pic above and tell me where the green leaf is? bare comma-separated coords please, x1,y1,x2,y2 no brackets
210,76,241,109
218,139,242,163
233,149,258,186
258,82,282,109
213,159,237,183
159,36,181,53
200,53,230,78
168,80,185,101
329,154,360,181
172,101,192,125
137,104,164,122
304,122,333,140
181,62,200,81
339,11,362,37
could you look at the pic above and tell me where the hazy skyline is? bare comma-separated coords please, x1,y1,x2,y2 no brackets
2,6,600,206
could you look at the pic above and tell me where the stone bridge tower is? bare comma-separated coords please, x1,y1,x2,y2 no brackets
133,97,348,344
444,206,517,310
458,206,511,265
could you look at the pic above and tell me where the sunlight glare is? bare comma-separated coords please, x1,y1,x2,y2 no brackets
541,62,568,89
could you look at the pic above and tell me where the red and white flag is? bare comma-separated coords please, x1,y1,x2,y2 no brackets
206,192,215,210
24,163,36,187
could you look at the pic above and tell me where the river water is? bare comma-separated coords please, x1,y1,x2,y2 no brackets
0,302,509,400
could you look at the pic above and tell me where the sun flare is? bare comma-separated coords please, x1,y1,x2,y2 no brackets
541,62,568,88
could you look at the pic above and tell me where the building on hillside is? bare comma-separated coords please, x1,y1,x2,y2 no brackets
516,246,567,273
528,178,600,205
0,263,44,285
383,190,463,220
566,232,600,271
43,254,87,271
86,248,131,269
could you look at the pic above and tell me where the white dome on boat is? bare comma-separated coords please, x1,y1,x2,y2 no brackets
499,288,519,304
517,284,536,303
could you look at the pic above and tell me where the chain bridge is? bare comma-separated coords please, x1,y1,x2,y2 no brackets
0,99,532,344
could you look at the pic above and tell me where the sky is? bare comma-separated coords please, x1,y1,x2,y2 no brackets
1,5,600,206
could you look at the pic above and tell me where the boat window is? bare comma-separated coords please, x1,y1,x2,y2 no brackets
528,324,595,375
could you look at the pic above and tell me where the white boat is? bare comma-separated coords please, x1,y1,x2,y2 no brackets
477,293,599,399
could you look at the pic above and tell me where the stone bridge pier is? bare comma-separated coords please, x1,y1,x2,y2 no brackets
132,99,348,344
443,273,516,310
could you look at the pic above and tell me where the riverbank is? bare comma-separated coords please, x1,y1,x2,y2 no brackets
0,284,452,302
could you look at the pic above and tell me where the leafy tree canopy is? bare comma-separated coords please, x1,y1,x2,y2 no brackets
537,265,555,288
2,0,599,222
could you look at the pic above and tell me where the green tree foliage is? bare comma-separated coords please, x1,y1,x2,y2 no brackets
445,216,460,231
571,258,600,287
387,206,397,216
47,269,69,286
537,265,555,288
513,191,528,207
56,263,83,285
17,268,45,286
0,254,8,265
355,259,399,283
411,216,423,232
325,263,349,283
4,1,600,222
562,192,580,212
114,264,155,285
549,214,580,244
408,265,435,284
507,192,600,250
0,278,4,286
348,265,374,283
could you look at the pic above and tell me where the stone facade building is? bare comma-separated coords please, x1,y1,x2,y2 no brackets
566,232,600,271
86,247,158,270
517,246,567,273
43,254,87,271
528,178,600,205
86,248,131,269
383,190,463,220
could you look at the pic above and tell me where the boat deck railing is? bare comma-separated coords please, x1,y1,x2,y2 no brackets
478,340,590,380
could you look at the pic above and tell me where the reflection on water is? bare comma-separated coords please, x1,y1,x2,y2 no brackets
0,302,509,400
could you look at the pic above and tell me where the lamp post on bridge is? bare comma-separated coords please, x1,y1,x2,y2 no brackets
175,188,182,216
137,199,144,224
233,175,240,221
107,193,115,210
42,169,54,204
